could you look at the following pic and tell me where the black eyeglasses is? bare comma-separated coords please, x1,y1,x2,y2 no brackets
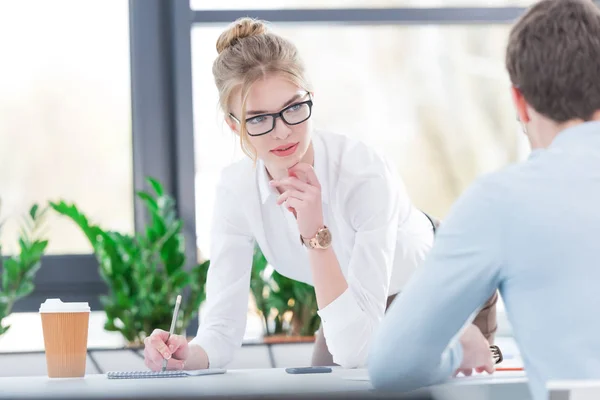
229,96,313,137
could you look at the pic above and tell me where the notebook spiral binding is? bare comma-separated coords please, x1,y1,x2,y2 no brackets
106,368,227,380
107,370,188,379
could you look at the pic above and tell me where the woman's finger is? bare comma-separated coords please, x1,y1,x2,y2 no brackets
149,334,171,359
270,177,311,192
167,335,189,360
284,197,303,211
147,344,167,365
165,358,185,370
288,163,320,188
276,190,306,205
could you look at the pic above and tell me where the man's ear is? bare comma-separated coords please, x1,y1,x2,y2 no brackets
510,85,530,124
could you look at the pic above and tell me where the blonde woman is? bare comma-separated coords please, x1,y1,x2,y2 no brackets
143,18,496,371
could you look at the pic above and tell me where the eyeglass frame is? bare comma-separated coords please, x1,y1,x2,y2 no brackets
228,95,314,137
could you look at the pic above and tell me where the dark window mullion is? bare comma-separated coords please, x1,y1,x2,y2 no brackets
192,7,527,25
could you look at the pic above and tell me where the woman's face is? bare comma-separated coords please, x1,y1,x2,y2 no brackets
228,74,313,172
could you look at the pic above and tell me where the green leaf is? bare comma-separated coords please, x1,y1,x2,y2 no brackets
169,270,190,290
30,240,49,257
15,281,35,299
2,269,10,293
50,201,99,246
146,177,164,197
24,260,43,280
104,319,118,332
18,238,28,252
29,204,39,220
2,258,20,291
0,324,10,336
136,191,159,214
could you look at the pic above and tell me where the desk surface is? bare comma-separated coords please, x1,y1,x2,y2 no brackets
0,368,370,400
0,368,532,400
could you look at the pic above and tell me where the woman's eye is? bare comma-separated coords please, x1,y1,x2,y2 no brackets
248,116,266,125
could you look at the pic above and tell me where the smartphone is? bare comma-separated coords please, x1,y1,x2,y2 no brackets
285,366,333,374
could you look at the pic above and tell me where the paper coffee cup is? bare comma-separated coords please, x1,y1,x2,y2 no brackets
40,299,90,378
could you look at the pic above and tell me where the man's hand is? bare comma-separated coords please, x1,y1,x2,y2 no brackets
454,324,495,377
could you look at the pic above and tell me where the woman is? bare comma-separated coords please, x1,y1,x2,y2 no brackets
143,17,497,371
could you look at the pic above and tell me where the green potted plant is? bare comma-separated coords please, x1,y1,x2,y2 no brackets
50,177,209,346
0,203,49,336
251,246,320,343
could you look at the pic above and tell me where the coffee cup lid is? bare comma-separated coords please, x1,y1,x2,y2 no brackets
39,298,90,313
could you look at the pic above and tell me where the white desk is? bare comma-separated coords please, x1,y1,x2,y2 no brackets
548,380,600,400
0,368,532,400
0,368,369,400
425,371,530,400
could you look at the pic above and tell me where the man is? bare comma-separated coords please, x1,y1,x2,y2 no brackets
367,1,600,400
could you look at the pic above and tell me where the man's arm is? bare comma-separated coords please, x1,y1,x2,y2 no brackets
367,178,505,392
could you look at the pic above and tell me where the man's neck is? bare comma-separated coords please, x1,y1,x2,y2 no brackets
557,110,600,134
534,111,600,149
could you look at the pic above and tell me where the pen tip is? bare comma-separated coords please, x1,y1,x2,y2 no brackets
176,295,182,303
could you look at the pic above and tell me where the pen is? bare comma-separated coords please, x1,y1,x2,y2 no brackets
162,294,182,372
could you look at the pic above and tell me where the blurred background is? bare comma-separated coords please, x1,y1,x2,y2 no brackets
0,0,551,372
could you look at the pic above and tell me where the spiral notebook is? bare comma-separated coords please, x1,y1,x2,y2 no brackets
107,368,227,380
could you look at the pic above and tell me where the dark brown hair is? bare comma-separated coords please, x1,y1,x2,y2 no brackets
506,0,600,122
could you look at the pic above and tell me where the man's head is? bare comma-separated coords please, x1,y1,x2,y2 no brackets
506,0,600,148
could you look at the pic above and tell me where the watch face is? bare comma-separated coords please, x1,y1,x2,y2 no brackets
316,228,332,247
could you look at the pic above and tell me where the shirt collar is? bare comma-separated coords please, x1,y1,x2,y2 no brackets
257,158,275,204
550,121,600,151
256,132,329,205
313,132,329,205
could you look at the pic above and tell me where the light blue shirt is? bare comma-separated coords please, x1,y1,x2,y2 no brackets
367,121,600,400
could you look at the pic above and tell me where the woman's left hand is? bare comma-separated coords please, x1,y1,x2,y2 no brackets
269,163,324,239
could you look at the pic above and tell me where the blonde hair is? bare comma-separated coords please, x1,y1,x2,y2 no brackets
213,17,311,161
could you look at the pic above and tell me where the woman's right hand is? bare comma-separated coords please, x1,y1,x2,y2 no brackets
143,329,189,371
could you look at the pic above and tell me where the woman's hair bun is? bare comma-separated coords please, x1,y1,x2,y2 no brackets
216,17,268,54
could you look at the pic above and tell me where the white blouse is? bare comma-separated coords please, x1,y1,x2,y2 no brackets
190,130,434,369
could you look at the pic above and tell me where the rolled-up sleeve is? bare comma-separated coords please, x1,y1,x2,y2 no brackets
318,169,403,368
188,172,254,369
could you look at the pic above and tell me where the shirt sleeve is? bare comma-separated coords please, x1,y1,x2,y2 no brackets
367,178,505,392
188,175,255,369
318,167,413,369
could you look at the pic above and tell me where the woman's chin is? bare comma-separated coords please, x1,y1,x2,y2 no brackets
266,154,298,168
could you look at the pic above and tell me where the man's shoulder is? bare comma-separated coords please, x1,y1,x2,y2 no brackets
474,157,540,196
451,160,541,224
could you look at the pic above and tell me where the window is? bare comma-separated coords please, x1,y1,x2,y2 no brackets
0,312,126,352
191,24,529,258
191,0,537,10
0,0,133,255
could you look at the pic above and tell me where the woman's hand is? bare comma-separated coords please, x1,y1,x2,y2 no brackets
269,163,324,239
143,329,190,371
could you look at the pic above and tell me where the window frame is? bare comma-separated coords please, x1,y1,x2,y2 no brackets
5,0,199,335
6,0,550,337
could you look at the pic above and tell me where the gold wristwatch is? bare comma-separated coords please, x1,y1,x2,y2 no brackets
300,226,332,250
